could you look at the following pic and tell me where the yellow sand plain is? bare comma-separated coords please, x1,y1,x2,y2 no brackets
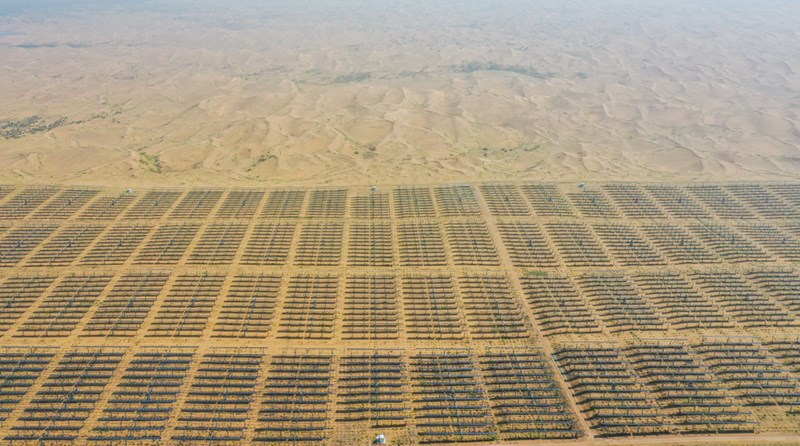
0,0,799,187
1,2,800,444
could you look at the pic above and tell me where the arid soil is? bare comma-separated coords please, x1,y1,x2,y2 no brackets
0,0,799,186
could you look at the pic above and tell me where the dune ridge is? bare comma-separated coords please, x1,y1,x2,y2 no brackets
0,0,799,187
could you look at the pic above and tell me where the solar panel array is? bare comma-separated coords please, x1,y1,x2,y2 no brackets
0,182,799,444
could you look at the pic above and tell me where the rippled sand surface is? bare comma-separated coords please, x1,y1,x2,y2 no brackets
0,0,798,186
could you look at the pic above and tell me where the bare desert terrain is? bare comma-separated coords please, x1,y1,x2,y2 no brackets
1,2,800,446
0,0,799,186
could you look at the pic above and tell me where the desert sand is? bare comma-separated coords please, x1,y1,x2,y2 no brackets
2,2,800,445
0,0,799,187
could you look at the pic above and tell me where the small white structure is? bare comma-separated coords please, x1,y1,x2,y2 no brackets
371,185,378,192
374,434,386,444
126,188,134,194
578,182,586,190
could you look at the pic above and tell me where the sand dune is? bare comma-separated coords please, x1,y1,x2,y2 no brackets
0,0,799,187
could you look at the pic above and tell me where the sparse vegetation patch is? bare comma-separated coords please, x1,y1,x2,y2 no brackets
457,61,553,79
0,115,67,139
